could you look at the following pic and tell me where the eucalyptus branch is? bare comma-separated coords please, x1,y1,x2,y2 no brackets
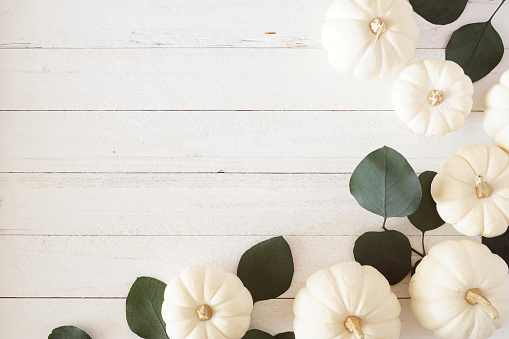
382,218,424,257
421,232,426,256
412,247,425,258
488,0,506,22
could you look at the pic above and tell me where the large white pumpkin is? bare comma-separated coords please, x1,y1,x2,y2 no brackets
162,266,253,339
393,58,474,136
410,239,509,339
484,68,509,152
322,0,419,79
293,261,401,339
431,144,509,237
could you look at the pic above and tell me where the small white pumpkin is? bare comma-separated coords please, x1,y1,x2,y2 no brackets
293,261,401,339
161,266,253,339
410,239,509,339
484,68,509,152
322,0,419,79
431,144,509,237
393,58,474,136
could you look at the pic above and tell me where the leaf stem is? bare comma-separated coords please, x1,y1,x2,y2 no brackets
421,232,426,256
489,0,506,22
382,218,423,256
411,247,425,257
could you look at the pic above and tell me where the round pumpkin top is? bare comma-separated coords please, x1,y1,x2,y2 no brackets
162,266,253,339
393,58,474,136
322,0,419,79
410,239,509,339
293,261,401,339
431,144,509,237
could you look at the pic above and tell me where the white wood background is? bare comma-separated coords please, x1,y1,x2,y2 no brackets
0,0,508,338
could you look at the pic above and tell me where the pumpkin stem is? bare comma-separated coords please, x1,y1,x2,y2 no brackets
465,288,499,320
476,175,494,198
345,316,365,339
196,304,213,321
428,90,444,106
370,18,386,42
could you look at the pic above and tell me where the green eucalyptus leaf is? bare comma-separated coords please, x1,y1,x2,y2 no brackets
349,146,421,219
275,332,295,339
48,326,92,339
243,329,275,339
410,0,468,25
483,229,509,265
237,236,294,303
354,230,413,285
126,277,169,339
446,21,504,82
408,171,445,233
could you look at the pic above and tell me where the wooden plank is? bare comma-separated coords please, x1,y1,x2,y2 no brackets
0,235,470,299
0,111,494,173
0,49,506,111
251,299,509,338
1,298,508,338
0,0,506,49
0,173,464,236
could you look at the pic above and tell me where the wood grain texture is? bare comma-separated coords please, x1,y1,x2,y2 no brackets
1,298,508,338
2,0,509,337
0,0,506,49
0,48,507,111
0,173,464,236
0,111,494,173
0,235,468,299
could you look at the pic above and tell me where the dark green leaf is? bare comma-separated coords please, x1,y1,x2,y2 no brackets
237,236,294,303
408,171,445,233
483,228,509,265
275,332,295,339
349,146,421,219
411,259,422,276
242,329,275,339
446,21,504,82
354,230,413,285
410,0,468,25
48,326,91,339
126,277,169,339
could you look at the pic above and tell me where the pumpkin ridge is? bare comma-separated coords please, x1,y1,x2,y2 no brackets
167,276,199,308
308,269,348,314
490,195,509,222
454,205,486,237
348,0,375,17
206,321,228,338
438,98,473,118
437,105,467,133
205,273,236,306
380,34,411,73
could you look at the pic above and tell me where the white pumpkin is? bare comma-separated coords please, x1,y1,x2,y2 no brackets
431,144,509,237
409,239,509,339
161,266,253,339
484,68,509,152
392,58,474,136
322,0,419,79
293,261,401,339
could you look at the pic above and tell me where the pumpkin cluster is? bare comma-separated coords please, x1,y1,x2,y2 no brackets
323,0,508,144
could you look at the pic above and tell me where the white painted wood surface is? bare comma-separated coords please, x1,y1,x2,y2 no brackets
0,49,507,111
0,0,508,338
0,111,495,173
5,298,496,339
